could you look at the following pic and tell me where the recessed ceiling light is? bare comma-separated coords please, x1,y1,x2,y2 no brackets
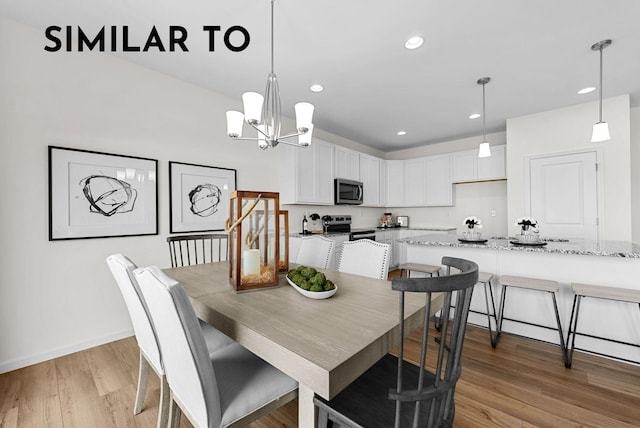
404,36,424,50
578,86,596,95
310,84,324,92
469,113,481,119
397,131,407,136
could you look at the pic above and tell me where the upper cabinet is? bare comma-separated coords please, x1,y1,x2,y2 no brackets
424,154,452,206
334,146,360,181
477,145,506,180
359,153,384,206
404,158,427,206
387,155,453,207
385,160,405,207
279,138,335,205
451,144,506,183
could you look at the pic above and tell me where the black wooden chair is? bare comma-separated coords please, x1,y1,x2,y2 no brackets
167,234,229,268
314,256,478,428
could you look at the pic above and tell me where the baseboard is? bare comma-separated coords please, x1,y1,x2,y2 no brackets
0,328,134,374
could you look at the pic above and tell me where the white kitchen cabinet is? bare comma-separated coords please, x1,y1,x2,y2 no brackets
403,158,427,206
375,230,397,269
451,144,506,183
379,160,387,207
385,160,405,207
397,156,452,207
424,154,452,206
451,150,478,182
334,146,360,181
359,154,384,206
477,144,506,180
279,138,335,205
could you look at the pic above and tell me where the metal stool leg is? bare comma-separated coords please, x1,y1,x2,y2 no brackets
482,278,498,348
496,284,508,344
566,294,581,368
550,292,570,367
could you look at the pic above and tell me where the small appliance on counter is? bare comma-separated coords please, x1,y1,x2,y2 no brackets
380,212,394,227
396,216,409,227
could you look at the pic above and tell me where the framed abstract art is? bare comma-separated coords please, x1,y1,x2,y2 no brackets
169,161,236,233
48,146,158,240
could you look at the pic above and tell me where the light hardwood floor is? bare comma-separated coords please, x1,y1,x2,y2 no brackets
1,323,639,427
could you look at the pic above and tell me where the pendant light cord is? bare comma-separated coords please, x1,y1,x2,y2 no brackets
270,0,275,74
598,46,603,123
482,82,487,140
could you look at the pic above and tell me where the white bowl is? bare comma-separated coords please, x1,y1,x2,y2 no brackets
287,277,337,300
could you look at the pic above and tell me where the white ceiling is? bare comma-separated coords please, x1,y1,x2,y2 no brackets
2,0,640,152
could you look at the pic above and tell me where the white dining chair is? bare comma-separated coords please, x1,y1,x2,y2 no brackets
294,235,335,269
338,240,390,280
133,265,298,428
106,254,234,428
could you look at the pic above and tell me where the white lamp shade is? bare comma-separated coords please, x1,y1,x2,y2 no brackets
226,111,244,137
591,121,611,142
298,123,314,147
242,92,264,124
257,125,268,149
478,141,492,158
295,102,314,132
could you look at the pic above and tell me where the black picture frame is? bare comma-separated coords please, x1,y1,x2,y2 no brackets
169,161,237,233
48,146,158,240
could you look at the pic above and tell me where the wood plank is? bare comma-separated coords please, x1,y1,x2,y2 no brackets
55,350,114,427
14,359,63,428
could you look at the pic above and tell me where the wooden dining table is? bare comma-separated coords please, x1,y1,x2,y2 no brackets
163,262,444,428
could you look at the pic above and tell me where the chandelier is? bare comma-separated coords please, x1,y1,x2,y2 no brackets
226,0,314,149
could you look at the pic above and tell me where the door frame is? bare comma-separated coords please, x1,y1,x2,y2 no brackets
524,148,604,242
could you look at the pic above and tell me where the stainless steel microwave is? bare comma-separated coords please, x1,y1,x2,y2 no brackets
334,178,363,205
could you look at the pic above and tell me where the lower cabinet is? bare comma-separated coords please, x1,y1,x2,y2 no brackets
376,230,399,270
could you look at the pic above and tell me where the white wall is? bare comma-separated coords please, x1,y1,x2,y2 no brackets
506,95,632,241
0,17,358,372
631,106,640,243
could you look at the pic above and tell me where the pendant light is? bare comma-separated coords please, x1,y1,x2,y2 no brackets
226,0,314,149
477,77,491,158
590,39,612,143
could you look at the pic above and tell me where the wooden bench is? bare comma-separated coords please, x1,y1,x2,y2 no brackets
567,282,640,367
497,275,569,366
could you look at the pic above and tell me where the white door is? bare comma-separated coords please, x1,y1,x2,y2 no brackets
528,151,599,240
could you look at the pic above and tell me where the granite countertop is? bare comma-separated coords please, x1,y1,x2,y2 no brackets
290,226,457,238
399,233,640,258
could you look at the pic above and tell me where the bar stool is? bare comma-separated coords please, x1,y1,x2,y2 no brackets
497,275,569,366
433,269,498,347
474,272,499,347
567,283,640,367
399,262,441,278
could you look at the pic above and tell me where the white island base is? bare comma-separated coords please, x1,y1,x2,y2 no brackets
400,236,640,364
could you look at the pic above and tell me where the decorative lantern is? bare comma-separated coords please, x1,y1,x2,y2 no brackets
227,191,280,292
279,210,289,272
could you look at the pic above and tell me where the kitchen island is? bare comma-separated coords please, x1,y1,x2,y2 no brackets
398,234,640,363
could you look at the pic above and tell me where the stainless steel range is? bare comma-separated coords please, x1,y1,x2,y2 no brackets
323,214,376,241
